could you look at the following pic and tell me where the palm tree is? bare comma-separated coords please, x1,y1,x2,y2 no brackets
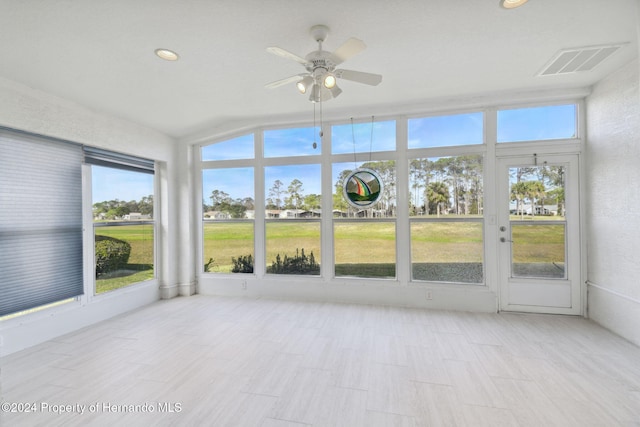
524,181,545,217
510,181,528,218
427,182,450,217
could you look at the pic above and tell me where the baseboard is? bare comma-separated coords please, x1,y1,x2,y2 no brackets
178,281,196,297
159,282,179,299
588,282,640,347
198,276,497,313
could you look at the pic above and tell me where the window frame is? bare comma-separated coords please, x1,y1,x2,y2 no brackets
196,100,582,291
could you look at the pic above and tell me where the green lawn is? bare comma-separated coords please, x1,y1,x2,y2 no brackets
97,219,565,283
94,223,154,293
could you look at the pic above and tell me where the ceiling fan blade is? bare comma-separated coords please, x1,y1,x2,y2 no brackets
335,69,382,86
266,47,310,66
332,38,366,65
265,74,306,89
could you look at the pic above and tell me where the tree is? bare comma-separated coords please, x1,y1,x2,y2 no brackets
303,194,321,211
524,181,545,217
333,169,353,214
510,181,528,218
240,197,255,210
427,182,449,216
268,180,285,209
210,190,231,210
285,179,304,212
410,158,430,215
139,195,153,216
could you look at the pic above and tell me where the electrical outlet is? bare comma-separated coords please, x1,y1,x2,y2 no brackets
426,290,433,300
242,280,247,290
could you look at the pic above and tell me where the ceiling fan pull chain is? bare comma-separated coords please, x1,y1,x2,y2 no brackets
312,102,317,149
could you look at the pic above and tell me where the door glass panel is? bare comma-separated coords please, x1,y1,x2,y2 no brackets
511,223,565,278
509,165,566,279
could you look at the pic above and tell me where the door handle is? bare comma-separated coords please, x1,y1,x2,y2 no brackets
500,237,513,243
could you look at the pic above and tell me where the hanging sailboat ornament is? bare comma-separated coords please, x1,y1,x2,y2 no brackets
342,116,384,209
342,168,384,209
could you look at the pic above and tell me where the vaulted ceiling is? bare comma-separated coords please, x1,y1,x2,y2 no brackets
1,0,638,139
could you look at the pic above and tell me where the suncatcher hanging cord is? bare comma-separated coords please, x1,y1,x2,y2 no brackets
350,115,376,168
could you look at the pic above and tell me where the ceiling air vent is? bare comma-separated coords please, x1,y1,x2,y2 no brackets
538,44,626,76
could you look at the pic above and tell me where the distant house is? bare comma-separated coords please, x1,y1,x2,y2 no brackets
280,209,306,218
203,211,231,220
124,212,151,220
265,210,281,218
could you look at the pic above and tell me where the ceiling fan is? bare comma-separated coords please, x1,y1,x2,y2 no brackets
265,25,382,103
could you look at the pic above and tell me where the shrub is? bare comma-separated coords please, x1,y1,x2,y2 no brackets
267,248,319,275
231,254,254,273
95,235,131,277
204,257,216,272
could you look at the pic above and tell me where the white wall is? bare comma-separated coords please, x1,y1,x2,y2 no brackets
0,77,180,355
585,58,640,346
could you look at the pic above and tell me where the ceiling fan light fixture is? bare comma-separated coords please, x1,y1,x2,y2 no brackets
328,84,342,98
323,73,337,89
500,0,529,9
297,76,314,94
154,48,179,61
309,84,321,102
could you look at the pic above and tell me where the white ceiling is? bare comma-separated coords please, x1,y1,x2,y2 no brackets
1,0,638,139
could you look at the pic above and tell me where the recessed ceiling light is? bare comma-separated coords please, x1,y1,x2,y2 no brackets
500,0,529,9
154,48,179,61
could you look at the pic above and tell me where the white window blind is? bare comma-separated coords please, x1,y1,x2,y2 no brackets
0,128,84,316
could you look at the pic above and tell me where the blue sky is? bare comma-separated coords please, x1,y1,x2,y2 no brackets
92,166,154,202
94,105,576,203
409,112,483,148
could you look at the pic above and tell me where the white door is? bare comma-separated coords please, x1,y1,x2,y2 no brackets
497,154,581,315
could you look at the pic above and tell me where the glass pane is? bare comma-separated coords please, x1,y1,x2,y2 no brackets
92,166,154,219
511,223,565,278
411,221,483,284
332,120,396,154
265,164,321,216
497,104,577,143
264,127,321,157
509,164,567,279
202,134,254,161
92,166,154,294
408,112,483,148
265,221,321,275
203,222,254,273
334,221,396,278
509,165,566,219
409,155,483,217
95,224,154,294
203,168,254,218
202,167,254,273
332,161,396,217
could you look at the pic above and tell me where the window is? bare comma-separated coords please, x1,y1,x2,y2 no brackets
265,164,321,275
264,127,321,158
0,129,83,316
497,104,577,142
408,112,483,148
86,148,155,294
202,134,254,161
331,120,396,154
202,167,255,273
409,155,484,284
333,160,396,279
